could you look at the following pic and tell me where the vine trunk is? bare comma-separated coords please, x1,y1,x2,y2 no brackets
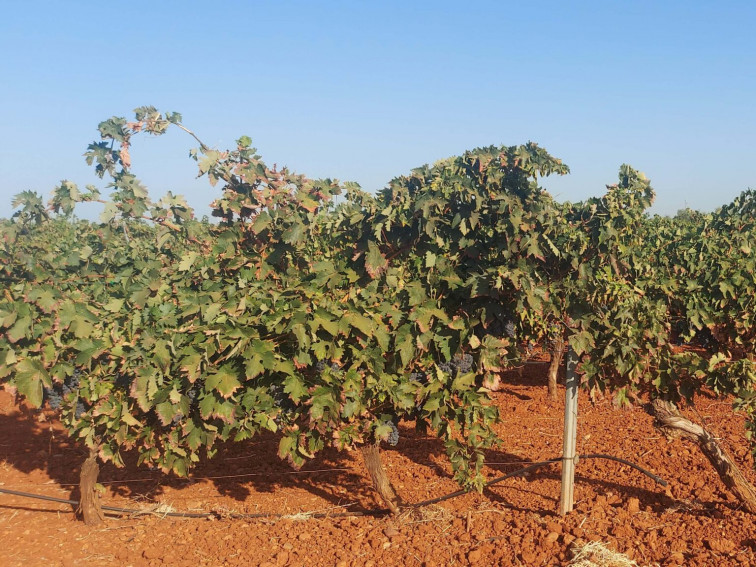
360,442,402,514
78,447,104,525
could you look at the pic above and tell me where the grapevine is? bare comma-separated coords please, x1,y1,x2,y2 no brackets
4,107,756,521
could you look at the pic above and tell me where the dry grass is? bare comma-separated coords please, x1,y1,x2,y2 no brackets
568,541,640,567
397,503,453,525
130,501,177,518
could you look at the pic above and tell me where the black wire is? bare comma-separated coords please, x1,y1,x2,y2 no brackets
0,452,666,519
0,488,210,518
0,487,388,519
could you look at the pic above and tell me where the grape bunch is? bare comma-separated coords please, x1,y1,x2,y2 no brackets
455,353,473,373
524,341,536,358
268,382,297,424
670,319,688,346
43,370,82,411
314,360,341,374
44,387,63,410
504,319,516,339
409,371,428,384
384,420,400,446
437,353,474,376
544,323,564,350
186,386,199,402
693,327,718,349
115,371,131,389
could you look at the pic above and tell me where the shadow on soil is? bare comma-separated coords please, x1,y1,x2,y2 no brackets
0,402,382,513
0,379,701,521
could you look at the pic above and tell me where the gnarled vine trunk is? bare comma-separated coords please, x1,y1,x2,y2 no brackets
78,447,105,525
360,442,402,514
650,398,756,514
547,334,565,401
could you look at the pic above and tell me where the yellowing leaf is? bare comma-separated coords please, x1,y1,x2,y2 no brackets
205,365,241,398
15,358,50,407
178,252,198,272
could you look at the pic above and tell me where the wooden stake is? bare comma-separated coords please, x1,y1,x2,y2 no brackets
559,348,579,516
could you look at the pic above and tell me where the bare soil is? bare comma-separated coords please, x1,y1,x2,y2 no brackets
2,364,756,567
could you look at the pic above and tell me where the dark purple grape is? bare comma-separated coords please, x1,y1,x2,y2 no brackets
455,354,473,374
504,320,516,338
44,388,63,410
385,421,399,446
409,372,427,383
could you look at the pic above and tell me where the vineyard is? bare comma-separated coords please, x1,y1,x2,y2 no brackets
2,107,756,565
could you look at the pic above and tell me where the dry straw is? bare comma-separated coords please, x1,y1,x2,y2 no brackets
568,541,641,567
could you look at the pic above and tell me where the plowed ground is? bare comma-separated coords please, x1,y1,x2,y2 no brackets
2,364,756,567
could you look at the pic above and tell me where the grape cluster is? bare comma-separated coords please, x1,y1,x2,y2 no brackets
164,385,201,426
268,382,289,405
384,420,400,446
43,370,81,411
693,327,718,349
268,382,296,424
456,353,473,373
409,371,428,383
543,323,564,350
115,371,131,389
670,320,688,346
186,386,199,402
669,321,718,348
438,353,474,376
504,320,516,339
525,342,536,358
314,360,341,374
44,388,63,410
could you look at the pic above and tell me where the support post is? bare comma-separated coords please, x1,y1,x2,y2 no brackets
559,348,579,516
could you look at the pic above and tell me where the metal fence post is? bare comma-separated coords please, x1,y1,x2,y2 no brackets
559,348,579,516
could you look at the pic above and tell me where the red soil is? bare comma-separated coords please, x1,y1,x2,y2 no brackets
2,365,756,567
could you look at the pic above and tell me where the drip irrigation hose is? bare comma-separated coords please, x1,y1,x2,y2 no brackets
0,452,666,519
580,453,667,487
0,487,385,519
410,458,562,509
411,453,667,508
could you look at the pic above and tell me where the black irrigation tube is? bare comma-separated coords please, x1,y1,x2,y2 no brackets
0,453,666,520
581,453,667,487
411,452,667,509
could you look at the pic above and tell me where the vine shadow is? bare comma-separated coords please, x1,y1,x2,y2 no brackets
0,395,382,514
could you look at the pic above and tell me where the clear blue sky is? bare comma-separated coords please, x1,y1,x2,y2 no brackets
1,1,754,220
